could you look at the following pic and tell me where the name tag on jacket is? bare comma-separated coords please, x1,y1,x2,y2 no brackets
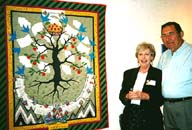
146,80,156,86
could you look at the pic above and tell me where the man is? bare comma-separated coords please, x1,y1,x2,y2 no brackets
157,21,192,130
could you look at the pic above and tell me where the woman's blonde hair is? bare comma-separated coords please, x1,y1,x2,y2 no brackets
135,42,156,61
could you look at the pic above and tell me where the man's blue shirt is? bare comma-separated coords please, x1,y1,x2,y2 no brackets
157,41,192,98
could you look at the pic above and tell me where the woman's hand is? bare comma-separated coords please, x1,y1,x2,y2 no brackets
126,91,150,100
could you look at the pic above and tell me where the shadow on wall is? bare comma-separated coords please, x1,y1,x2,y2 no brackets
161,44,167,53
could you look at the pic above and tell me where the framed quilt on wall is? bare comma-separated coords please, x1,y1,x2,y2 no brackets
1,0,108,130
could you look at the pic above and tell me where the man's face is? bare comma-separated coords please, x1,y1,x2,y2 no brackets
161,25,183,52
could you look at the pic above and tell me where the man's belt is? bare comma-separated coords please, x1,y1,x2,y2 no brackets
164,97,192,103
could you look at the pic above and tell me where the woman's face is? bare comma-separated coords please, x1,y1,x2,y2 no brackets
137,48,153,68
161,25,183,52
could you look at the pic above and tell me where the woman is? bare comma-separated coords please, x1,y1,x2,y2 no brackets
119,42,164,130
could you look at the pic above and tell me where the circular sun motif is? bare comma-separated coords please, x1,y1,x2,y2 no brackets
47,23,62,35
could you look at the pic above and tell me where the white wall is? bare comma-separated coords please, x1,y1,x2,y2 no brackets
61,0,192,130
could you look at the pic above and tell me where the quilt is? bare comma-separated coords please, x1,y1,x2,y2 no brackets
1,0,108,130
